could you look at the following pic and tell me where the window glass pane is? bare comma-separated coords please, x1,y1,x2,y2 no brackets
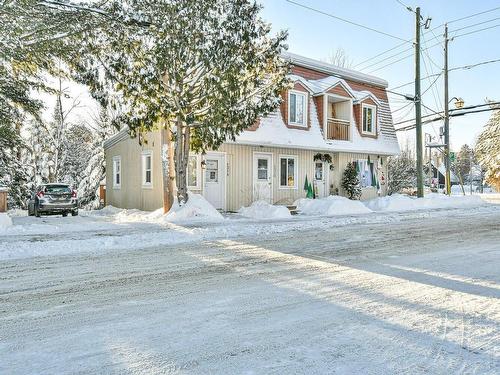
289,93,296,123
205,159,218,183
145,155,151,170
280,158,287,186
296,94,304,124
287,158,295,187
363,107,373,132
145,170,151,183
257,158,268,180
315,162,323,181
188,156,198,187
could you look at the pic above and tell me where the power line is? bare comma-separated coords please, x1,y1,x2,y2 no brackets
394,101,500,129
394,0,414,13
354,40,411,69
450,58,500,72
449,16,500,34
447,6,500,25
365,40,441,74
453,23,500,39
389,57,500,90
285,0,412,43
355,6,500,72
358,45,413,71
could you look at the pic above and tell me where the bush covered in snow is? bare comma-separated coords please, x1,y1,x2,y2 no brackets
238,201,291,220
296,196,372,216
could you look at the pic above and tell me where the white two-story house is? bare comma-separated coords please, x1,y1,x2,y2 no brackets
104,52,400,211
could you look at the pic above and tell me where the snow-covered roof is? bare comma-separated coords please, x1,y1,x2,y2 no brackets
233,97,400,156
283,52,389,88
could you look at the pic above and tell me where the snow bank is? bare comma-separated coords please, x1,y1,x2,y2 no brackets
161,194,223,223
238,201,291,220
0,213,12,230
365,193,487,212
295,196,372,216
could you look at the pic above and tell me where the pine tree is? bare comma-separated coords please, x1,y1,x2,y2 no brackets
82,0,289,211
342,162,362,200
475,104,500,191
387,150,416,194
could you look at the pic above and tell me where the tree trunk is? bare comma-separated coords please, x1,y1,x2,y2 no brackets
161,122,175,213
175,117,190,205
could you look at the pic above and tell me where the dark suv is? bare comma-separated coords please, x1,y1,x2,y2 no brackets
27,183,78,217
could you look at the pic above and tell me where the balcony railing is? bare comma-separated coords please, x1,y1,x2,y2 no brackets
326,118,350,141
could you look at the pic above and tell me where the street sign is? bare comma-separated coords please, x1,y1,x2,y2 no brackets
450,152,456,162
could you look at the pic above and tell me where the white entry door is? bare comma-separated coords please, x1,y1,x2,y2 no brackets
253,153,273,203
203,153,225,210
314,161,328,198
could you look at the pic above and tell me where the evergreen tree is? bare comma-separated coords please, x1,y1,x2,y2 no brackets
342,162,361,200
451,144,474,194
387,150,416,194
84,0,289,211
475,103,500,191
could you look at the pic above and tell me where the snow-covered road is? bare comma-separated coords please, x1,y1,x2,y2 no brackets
1,207,499,374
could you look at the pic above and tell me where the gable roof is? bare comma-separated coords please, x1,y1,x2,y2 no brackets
283,52,388,88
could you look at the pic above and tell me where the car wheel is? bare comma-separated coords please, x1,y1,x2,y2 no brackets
62,212,68,217
35,206,41,218
71,210,78,216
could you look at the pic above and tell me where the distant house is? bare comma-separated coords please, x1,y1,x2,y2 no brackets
103,53,400,211
430,161,459,188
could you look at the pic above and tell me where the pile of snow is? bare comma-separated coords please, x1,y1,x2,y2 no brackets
81,205,123,217
365,193,487,212
295,196,372,216
161,194,223,223
0,213,12,230
238,201,291,220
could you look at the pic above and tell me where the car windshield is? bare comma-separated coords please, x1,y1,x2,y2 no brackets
44,185,71,194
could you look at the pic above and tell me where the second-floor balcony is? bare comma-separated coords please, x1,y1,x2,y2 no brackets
326,118,350,141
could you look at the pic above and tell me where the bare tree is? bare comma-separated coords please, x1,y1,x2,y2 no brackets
326,48,353,68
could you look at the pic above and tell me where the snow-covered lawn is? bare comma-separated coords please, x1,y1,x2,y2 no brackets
0,193,496,260
0,205,499,374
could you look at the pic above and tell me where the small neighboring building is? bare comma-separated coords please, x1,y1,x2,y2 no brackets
104,52,400,211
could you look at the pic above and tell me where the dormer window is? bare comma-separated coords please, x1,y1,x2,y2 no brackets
362,104,376,135
288,90,307,127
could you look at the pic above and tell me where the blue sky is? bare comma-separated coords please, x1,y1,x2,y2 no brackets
259,0,500,151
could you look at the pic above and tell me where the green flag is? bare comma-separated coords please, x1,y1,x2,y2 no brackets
307,182,314,198
304,175,309,191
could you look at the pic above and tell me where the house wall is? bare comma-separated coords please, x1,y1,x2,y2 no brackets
105,133,389,212
217,144,388,211
331,152,388,200
105,130,163,211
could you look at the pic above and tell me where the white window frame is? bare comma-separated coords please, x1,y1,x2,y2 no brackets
288,90,308,127
361,103,377,135
279,155,298,190
141,151,153,188
187,154,202,189
112,156,121,190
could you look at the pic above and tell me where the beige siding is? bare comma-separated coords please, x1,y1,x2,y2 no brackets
105,131,389,211
105,130,163,211
331,152,388,200
218,144,322,211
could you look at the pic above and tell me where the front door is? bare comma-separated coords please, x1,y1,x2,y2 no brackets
203,153,225,210
253,153,273,203
314,161,328,197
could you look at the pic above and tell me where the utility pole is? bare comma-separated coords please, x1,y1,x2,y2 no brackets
443,23,451,195
415,7,424,197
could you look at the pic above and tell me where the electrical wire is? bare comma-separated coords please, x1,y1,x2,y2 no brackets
452,23,500,39
449,16,500,33
285,0,413,43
